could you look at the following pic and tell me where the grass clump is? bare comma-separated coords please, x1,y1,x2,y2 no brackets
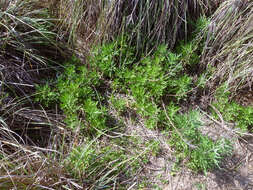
102,0,218,54
201,0,253,95
65,143,127,184
0,0,67,97
64,134,162,188
0,2,73,188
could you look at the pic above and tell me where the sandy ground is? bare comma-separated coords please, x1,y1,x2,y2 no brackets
122,110,253,190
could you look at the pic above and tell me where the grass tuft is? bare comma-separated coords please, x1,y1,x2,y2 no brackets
201,0,253,95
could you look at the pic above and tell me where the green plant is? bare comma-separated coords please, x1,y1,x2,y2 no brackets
90,42,119,78
176,41,199,66
195,183,206,190
164,50,193,102
164,105,232,174
167,75,192,102
83,98,107,131
193,16,210,36
213,85,253,132
65,142,96,179
90,39,196,130
35,82,59,107
112,44,193,128
145,139,161,157
36,55,106,133
110,95,128,114
188,137,232,173
65,141,129,183
90,35,135,78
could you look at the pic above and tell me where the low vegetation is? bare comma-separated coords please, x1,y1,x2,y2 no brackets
1,0,252,189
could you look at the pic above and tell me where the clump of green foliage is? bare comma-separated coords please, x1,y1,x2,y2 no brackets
163,104,232,174
36,36,195,130
89,36,135,78
36,56,107,134
213,85,253,132
36,27,231,176
112,44,193,128
176,41,199,67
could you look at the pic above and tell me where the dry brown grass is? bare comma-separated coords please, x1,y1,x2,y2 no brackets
201,0,253,97
0,109,78,189
0,1,74,188
102,0,220,51
49,0,221,55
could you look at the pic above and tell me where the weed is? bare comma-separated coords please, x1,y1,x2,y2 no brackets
36,55,106,133
146,139,161,157
163,105,232,174
34,37,195,131
167,75,193,102
193,16,210,37
213,85,253,132
176,41,200,66
90,36,135,78
188,137,232,173
35,82,59,107
113,44,193,128
37,37,196,131
110,95,127,114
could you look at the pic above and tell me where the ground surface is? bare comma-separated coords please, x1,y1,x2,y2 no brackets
121,110,253,189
